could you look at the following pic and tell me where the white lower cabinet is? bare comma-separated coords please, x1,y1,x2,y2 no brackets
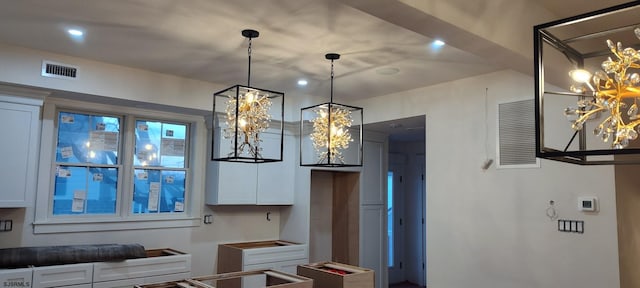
218,241,308,288
4,250,191,288
0,268,33,288
143,272,192,285
32,263,93,288
243,259,307,275
92,277,144,288
92,272,191,288
217,241,308,274
92,252,191,283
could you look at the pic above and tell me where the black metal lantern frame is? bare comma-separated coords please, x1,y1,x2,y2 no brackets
300,53,363,167
211,29,284,163
534,1,640,165
212,85,284,163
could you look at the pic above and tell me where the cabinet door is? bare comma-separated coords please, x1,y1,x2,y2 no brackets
92,278,144,288
256,134,294,205
361,141,385,205
0,268,33,288
206,125,258,205
0,100,40,207
360,205,385,288
32,263,93,288
215,162,257,204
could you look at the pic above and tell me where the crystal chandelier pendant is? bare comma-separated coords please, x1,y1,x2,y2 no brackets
211,29,284,163
300,53,363,167
565,27,640,150
534,1,640,165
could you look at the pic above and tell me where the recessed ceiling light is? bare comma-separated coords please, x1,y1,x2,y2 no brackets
433,39,445,46
68,29,84,36
297,79,308,86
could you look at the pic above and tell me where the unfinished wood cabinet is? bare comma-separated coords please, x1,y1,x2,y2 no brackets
136,269,313,288
217,240,308,275
308,140,386,288
297,262,374,288
309,171,360,266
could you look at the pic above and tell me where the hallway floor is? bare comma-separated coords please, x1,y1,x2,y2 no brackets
389,281,424,288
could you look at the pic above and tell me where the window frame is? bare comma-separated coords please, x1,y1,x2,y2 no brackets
52,109,124,217
130,117,191,216
34,98,204,233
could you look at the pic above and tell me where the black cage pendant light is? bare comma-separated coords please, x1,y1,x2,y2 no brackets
212,29,284,163
300,53,363,167
534,2,640,165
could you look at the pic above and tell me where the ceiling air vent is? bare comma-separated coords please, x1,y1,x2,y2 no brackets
41,60,78,79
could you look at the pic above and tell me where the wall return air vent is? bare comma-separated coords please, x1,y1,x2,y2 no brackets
41,60,78,79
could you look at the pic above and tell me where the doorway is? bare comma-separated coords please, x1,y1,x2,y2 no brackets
363,115,426,288
387,145,426,287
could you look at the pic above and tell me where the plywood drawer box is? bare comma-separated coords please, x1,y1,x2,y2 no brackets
137,269,313,288
297,262,374,288
93,248,191,283
217,240,308,273
0,268,33,288
32,263,93,288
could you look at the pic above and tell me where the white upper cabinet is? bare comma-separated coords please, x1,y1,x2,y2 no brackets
206,128,295,205
0,94,43,207
256,134,295,205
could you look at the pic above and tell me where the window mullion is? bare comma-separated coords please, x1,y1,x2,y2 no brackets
120,115,136,217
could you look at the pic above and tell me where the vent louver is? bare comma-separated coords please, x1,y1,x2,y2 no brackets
41,61,78,79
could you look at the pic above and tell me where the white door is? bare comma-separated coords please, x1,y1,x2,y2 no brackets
387,156,405,284
360,205,385,288
360,140,386,288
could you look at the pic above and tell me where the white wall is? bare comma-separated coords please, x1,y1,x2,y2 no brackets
0,44,288,277
0,43,622,287
0,204,281,276
0,43,310,120
354,70,620,288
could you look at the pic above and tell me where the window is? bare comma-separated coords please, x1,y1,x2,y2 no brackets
34,99,204,233
132,120,188,214
54,112,121,215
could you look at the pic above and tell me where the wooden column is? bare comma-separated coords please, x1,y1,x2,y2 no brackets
615,164,640,288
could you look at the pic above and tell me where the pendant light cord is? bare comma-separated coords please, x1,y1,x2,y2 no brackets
485,87,488,156
481,87,493,170
247,37,252,86
330,59,334,103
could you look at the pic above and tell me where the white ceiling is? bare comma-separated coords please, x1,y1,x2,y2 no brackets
0,0,631,136
0,0,502,102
